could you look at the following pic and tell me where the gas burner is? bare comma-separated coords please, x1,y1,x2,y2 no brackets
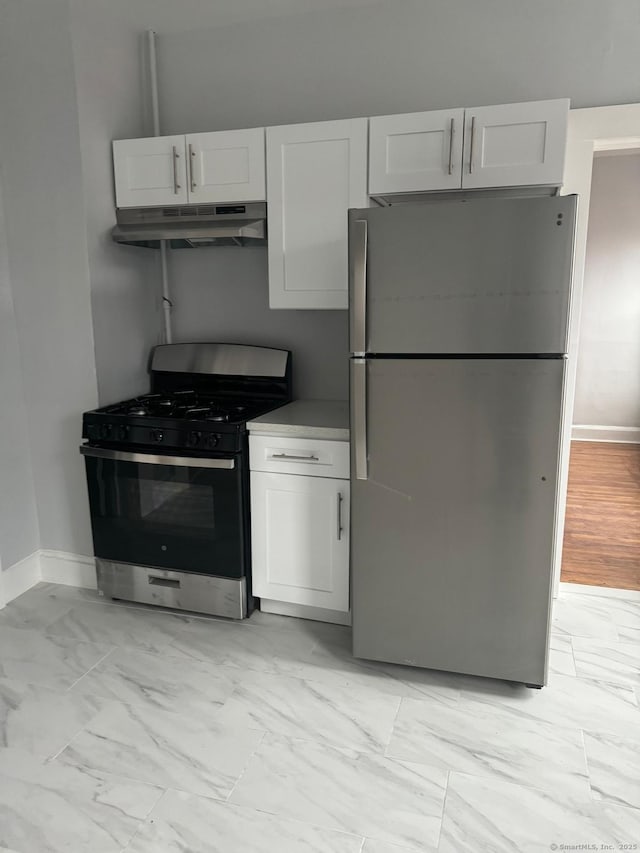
128,405,149,416
207,413,229,422
185,407,212,417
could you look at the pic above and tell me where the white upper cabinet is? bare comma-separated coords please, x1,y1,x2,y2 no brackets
462,99,569,189
369,109,465,195
184,128,265,203
113,136,188,208
113,128,265,208
267,118,368,309
368,99,569,196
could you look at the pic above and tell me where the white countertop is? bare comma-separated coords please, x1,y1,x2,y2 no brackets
247,400,349,441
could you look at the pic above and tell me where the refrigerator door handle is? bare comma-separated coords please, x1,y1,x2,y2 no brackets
352,358,368,481
349,218,368,354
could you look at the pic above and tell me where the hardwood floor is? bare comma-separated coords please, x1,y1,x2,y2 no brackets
561,440,640,590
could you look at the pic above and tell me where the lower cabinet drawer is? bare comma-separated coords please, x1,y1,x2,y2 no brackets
250,471,350,613
249,435,349,479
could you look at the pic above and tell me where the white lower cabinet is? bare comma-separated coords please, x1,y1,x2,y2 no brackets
250,470,350,613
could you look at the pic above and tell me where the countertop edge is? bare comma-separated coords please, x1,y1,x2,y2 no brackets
247,400,349,441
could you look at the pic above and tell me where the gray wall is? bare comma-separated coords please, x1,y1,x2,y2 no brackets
69,2,163,405
0,0,99,557
157,0,640,135
150,0,640,399
0,180,40,570
169,249,349,399
573,152,640,428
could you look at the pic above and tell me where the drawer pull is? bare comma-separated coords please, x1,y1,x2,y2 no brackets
271,453,319,462
149,576,180,589
337,492,343,541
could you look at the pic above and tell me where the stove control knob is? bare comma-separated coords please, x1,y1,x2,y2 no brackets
151,430,164,443
187,430,202,447
118,425,130,441
206,434,220,449
100,423,113,440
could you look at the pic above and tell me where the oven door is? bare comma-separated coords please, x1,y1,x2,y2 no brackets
81,446,246,578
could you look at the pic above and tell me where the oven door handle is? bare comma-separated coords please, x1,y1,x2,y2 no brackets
79,445,236,470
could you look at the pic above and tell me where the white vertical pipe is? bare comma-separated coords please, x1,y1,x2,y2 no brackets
147,30,160,136
147,29,172,343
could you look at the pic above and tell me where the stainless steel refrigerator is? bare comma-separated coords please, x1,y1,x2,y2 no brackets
348,194,577,687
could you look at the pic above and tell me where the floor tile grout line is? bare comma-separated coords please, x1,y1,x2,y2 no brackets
117,785,171,852
45,648,120,763
123,781,374,845
435,769,451,850
578,728,599,803
217,795,377,848
64,645,117,693
224,723,448,772
117,807,156,853
442,766,595,805
220,659,413,707
569,634,579,679
224,729,267,804
383,693,405,755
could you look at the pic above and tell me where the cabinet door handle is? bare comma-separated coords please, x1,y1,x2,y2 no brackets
336,492,344,540
448,117,455,176
188,143,197,191
270,453,319,462
468,115,476,174
172,146,181,194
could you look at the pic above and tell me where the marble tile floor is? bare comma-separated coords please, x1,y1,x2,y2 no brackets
0,582,639,852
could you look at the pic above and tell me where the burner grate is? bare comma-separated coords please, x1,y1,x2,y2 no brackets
104,390,271,425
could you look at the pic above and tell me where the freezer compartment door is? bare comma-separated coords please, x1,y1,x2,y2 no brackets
350,358,565,685
348,195,576,355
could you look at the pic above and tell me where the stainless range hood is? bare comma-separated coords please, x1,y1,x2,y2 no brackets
112,202,267,248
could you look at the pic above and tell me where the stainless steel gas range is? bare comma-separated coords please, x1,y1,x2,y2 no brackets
80,342,292,619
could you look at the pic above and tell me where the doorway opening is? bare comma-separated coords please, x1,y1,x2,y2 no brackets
561,148,640,592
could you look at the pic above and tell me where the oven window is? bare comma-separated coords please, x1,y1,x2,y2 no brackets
137,477,214,529
85,456,245,578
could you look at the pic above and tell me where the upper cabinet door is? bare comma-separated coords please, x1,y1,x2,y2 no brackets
185,128,266,203
462,99,569,189
368,109,465,195
113,136,188,208
267,118,368,309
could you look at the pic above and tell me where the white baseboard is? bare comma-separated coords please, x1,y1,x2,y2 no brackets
572,425,640,443
40,550,97,589
0,549,97,608
560,581,640,602
260,598,351,626
0,551,42,608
